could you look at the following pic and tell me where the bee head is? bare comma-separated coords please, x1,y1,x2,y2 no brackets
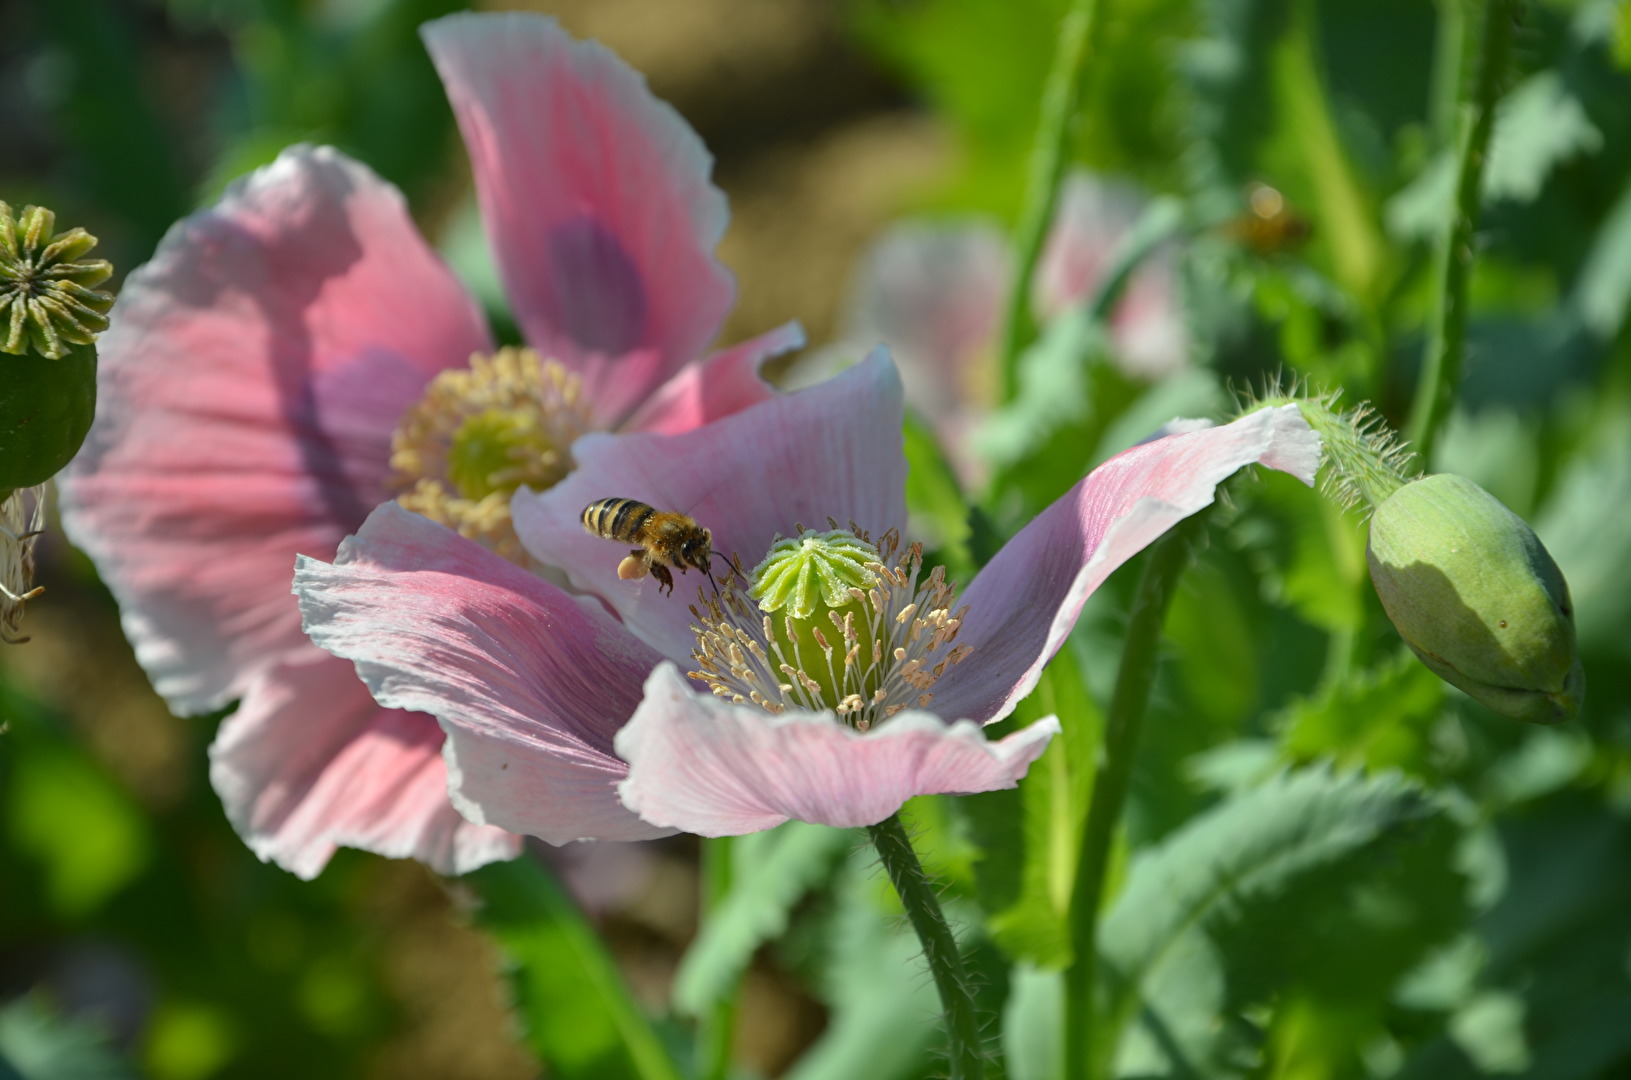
684,527,714,574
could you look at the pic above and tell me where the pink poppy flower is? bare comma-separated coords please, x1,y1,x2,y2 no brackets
808,173,1187,487
291,351,1317,840
57,12,804,878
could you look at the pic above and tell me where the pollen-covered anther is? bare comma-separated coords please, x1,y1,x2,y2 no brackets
390,348,590,561
687,527,975,731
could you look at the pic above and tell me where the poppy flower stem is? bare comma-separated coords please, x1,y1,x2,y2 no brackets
866,811,986,1080
997,0,1105,402
1406,0,1521,464
697,836,739,1080
1064,512,1207,1080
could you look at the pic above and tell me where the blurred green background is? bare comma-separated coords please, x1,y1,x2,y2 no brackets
3,0,1631,1078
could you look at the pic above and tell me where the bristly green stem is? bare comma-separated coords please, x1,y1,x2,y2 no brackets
1062,514,1207,1080
997,0,1104,402
1406,0,1521,464
697,836,738,1080
867,812,986,1080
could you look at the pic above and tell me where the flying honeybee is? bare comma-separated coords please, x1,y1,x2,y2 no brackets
1225,182,1312,255
581,497,715,597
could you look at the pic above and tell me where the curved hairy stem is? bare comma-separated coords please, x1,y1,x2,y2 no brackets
1407,0,1521,463
997,0,1105,401
867,812,985,1080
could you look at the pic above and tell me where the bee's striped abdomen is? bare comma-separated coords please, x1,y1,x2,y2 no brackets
582,498,655,542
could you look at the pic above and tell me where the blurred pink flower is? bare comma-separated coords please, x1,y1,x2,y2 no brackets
58,13,803,878
816,174,1187,486
291,352,1317,840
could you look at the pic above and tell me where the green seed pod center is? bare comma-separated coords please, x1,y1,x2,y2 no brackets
750,530,882,712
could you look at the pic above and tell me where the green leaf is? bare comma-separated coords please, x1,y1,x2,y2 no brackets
1484,72,1604,204
903,415,977,580
783,852,948,1080
1001,965,1063,1080
673,822,852,1018
849,0,1197,213
959,644,1101,968
1395,803,1631,1080
3,726,152,918
1278,651,1446,776
1535,400,1631,653
1242,467,1368,635
0,996,137,1080
464,859,684,1080
1099,768,1464,1077
1571,174,1631,340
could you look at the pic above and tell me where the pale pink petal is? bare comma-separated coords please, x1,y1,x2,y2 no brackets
933,405,1321,725
846,222,1011,487
512,348,908,663
1033,173,1144,321
623,320,805,436
424,12,734,428
59,145,490,714
294,503,671,844
849,222,1010,419
211,655,520,880
616,664,1061,836
1034,173,1188,379
1108,252,1188,378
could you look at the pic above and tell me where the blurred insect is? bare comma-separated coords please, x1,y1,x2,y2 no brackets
581,497,716,597
1225,182,1312,255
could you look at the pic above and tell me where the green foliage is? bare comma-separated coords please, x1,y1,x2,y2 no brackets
673,823,852,1018
1098,767,1468,1077
903,415,977,580
1278,651,1447,777
10,0,1631,1076
783,850,950,1080
174,0,468,208
850,0,1198,213
0,996,137,1080
4,733,153,918
962,644,1102,967
464,860,684,1080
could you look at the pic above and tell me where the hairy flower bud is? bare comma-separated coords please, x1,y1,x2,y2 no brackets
1367,474,1584,725
0,202,113,491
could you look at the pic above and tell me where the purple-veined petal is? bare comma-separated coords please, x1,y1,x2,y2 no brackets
932,404,1321,725
423,12,734,428
623,320,805,436
616,664,1061,835
59,145,490,714
211,655,520,880
294,502,670,844
512,348,908,664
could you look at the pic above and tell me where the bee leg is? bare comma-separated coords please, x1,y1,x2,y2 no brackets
618,552,650,580
651,563,675,596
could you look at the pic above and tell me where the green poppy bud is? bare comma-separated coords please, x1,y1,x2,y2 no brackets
1367,474,1584,725
0,202,113,492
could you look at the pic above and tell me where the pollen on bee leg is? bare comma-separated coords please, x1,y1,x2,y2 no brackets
618,553,649,580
